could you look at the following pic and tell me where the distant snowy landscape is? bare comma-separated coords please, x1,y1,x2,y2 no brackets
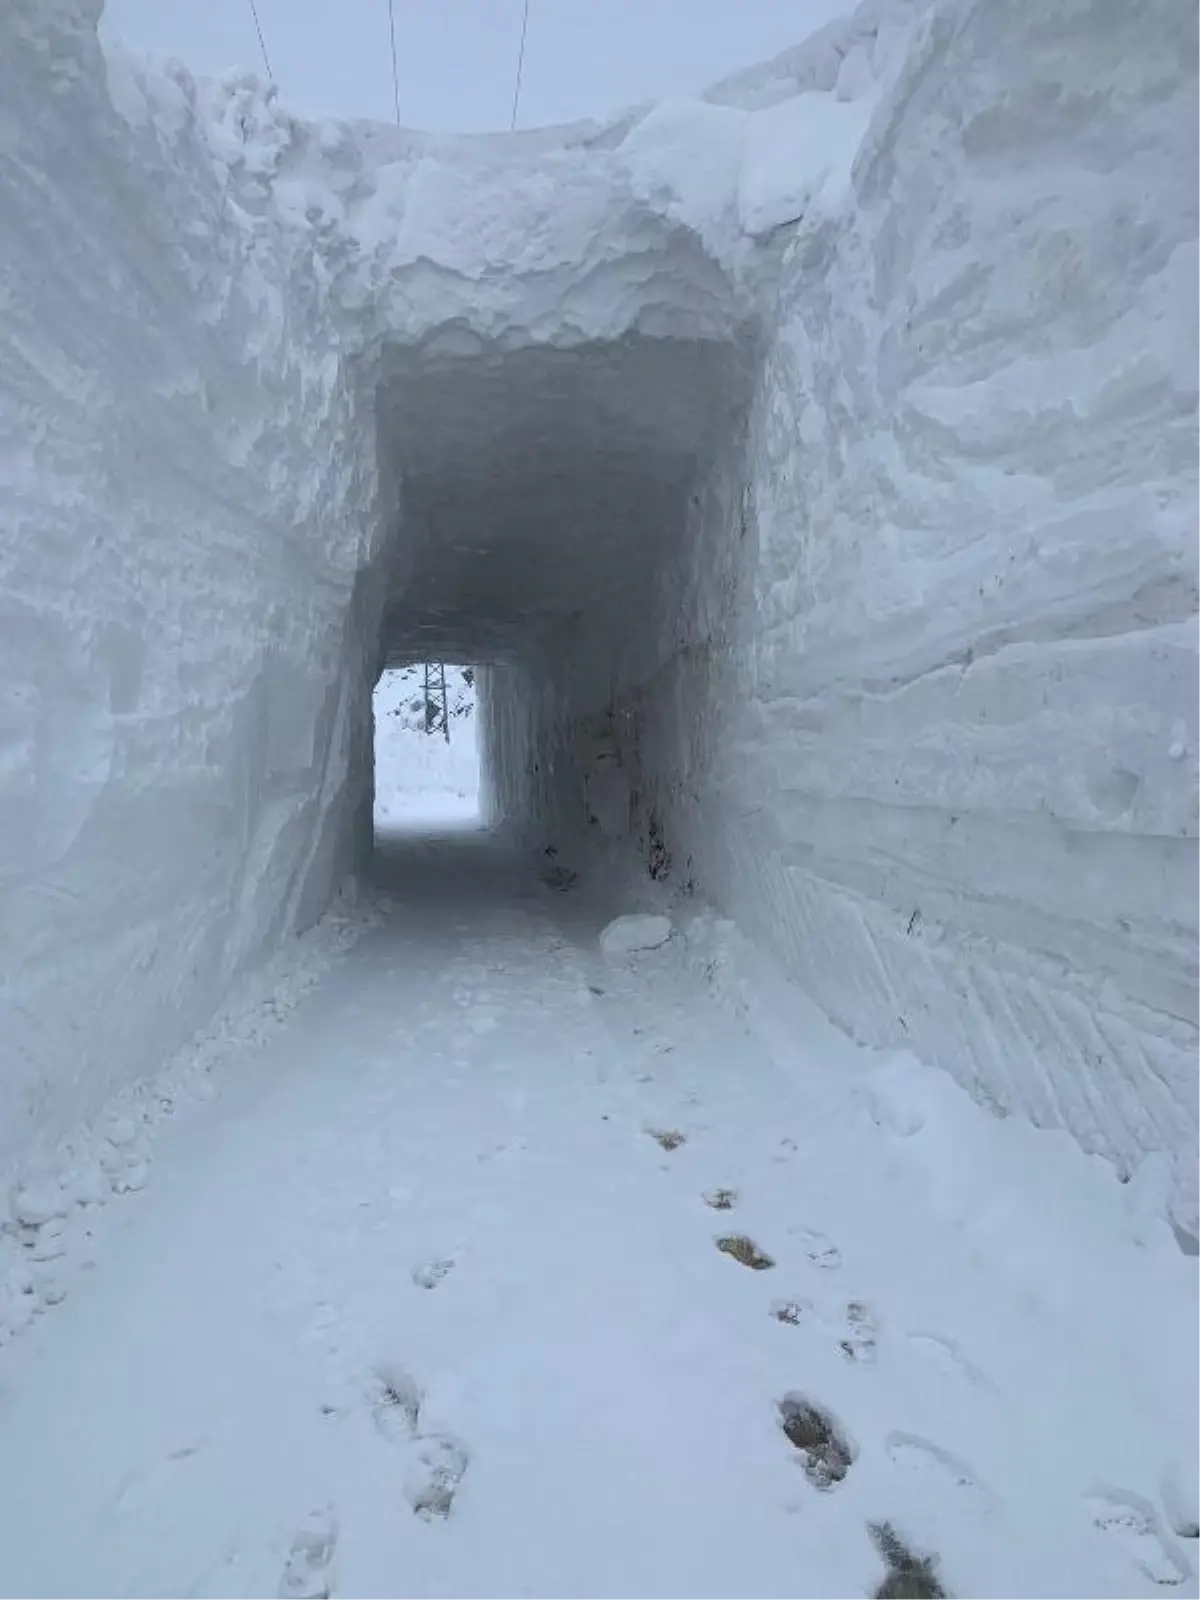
0,0,1196,1595
373,667,480,827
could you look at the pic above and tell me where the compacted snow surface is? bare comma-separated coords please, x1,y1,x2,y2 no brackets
0,830,1195,1599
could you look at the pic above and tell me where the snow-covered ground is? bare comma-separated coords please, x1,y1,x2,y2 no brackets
0,830,1195,1599
373,667,480,827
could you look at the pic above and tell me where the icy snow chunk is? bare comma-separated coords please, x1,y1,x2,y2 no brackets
27,1218,69,1262
101,1147,150,1194
33,1275,67,1307
619,97,743,240
404,1434,470,1520
99,38,152,132
64,1159,109,1208
10,1183,66,1228
738,92,875,238
600,914,673,957
278,1506,338,1599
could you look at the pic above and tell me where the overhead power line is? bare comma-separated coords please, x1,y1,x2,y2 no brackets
386,0,401,125
510,0,531,129
246,0,273,78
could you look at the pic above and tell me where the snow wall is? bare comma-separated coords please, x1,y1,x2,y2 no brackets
2,0,1196,1229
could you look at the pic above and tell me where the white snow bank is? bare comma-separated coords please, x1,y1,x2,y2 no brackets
1,3,385,1170
737,90,877,237
566,0,1198,1230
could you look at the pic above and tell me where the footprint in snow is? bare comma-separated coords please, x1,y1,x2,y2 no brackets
767,1296,876,1362
885,1432,994,1511
790,1227,842,1269
839,1300,878,1364
778,1394,855,1490
278,1506,337,1600
371,1363,471,1521
770,1297,813,1325
412,1256,455,1290
905,1330,997,1394
109,1439,210,1518
405,1435,471,1521
373,1364,423,1440
1087,1488,1190,1587
477,1135,527,1164
716,1234,775,1271
867,1521,947,1600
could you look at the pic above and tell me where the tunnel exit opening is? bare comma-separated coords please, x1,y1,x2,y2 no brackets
372,663,481,834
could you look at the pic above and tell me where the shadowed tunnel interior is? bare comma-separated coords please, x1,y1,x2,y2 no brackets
376,335,754,668
367,329,759,861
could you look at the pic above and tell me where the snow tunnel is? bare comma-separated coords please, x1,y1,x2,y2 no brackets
1,0,1197,1237
372,326,756,847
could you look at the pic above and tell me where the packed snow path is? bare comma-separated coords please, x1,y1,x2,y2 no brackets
0,829,1195,1599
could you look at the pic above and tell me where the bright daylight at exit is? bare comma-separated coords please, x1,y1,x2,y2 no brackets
373,666,481,831
0,0,1196,1595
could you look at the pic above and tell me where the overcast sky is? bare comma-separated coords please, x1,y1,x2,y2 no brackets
101,0,852,133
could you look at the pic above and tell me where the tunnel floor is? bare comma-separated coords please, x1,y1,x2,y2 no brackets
0,831,1192,1598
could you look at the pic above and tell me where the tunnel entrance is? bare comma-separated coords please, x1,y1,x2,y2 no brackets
368,331,759,866
372,664,480,833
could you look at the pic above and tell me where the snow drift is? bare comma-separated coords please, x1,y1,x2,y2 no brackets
1,0,1195,1227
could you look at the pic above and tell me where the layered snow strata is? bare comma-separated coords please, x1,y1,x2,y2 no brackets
652,0,1199,1227
1,1,383,1163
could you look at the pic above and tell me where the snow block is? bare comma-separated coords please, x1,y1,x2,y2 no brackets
10,1183,66,1229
